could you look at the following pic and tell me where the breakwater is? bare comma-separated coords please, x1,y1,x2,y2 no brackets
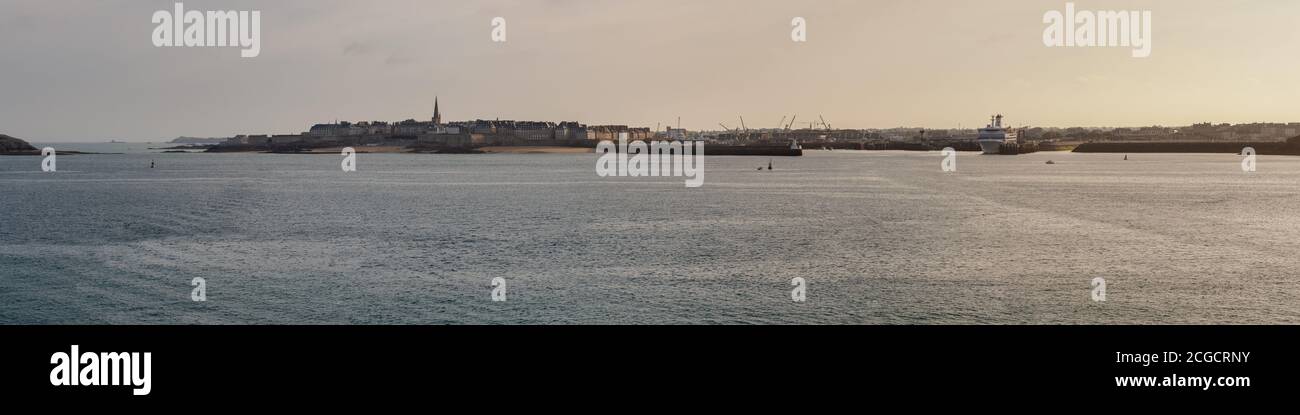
861,141,983,152
1072,138,1300,155
704,145,802,156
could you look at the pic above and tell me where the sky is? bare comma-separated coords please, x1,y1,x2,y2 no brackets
2,0,1299,142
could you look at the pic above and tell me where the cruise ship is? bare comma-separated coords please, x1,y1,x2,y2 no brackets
977,114,1018,154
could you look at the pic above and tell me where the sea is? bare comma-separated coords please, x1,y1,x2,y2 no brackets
3,142,1298,324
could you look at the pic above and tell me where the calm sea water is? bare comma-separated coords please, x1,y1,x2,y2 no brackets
3,144,1299,324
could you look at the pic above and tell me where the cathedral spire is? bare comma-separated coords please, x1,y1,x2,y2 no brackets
432,96,442,125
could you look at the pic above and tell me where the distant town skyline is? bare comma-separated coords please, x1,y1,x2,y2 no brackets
3,0,1300,142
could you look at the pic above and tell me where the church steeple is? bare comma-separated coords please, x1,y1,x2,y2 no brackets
432,97,442,125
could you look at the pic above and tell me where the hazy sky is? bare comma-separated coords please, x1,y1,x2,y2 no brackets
2,0,1299,141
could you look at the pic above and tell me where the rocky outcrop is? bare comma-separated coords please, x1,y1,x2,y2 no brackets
0,134,39,153
170,136,230,145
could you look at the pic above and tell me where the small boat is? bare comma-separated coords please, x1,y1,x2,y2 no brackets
1045,160,1056,165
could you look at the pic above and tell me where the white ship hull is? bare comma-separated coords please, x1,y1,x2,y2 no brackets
979,139,1003,154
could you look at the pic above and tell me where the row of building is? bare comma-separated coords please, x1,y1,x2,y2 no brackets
289,120,655,143
225,99,659,148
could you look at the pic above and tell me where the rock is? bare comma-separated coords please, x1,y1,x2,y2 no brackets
170,136,230,145
0,134,39,153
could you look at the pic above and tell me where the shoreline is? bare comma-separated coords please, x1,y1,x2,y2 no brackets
0,150,109,156
478,146,593,154
16,144,1300,157
1072,141,1300,155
